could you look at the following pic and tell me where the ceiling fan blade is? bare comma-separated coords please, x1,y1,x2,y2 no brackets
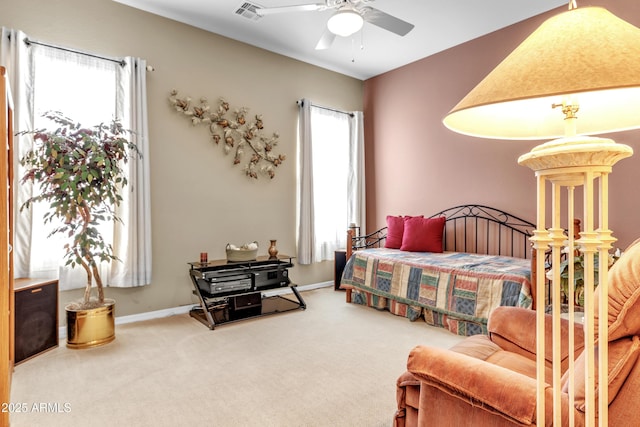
315,30,336,50
360,7,414,36
256,3,326,16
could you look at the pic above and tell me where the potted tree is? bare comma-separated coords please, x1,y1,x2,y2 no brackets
20,111,140,349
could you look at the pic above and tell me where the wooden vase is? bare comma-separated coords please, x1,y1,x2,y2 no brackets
268,239,278,259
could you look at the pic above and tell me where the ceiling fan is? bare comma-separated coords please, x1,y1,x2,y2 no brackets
256,0,415,50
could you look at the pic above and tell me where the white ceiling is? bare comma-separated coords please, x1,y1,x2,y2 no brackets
113,0,568,80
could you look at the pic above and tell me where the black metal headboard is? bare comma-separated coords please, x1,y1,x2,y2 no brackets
349,204,535,259
429,204,535,259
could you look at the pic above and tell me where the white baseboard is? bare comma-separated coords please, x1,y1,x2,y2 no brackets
262,280,331,297
58,281,332,339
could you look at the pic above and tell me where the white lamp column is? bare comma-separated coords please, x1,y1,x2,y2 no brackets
519,136,632,425
441,5,640,425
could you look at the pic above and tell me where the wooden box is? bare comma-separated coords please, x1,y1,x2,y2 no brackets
14,279,58,364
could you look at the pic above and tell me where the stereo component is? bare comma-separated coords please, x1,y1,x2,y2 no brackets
14,278,59,364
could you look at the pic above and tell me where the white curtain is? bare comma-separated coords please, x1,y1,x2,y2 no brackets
1,30,152,289
297,99,366,264
297,99,315,264
0,28,35,279
349,111,366,235
112,57,152,287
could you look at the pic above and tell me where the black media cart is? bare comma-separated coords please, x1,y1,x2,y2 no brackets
188,255,306,329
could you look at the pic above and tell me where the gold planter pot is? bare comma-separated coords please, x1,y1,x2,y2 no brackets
66,299,115,349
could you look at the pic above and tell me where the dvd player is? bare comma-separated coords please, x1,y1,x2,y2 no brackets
194,271,253,296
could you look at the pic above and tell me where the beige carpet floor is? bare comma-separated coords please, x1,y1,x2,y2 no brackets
10,287,463,427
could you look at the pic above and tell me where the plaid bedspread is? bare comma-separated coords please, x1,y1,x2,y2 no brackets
340,248,532,335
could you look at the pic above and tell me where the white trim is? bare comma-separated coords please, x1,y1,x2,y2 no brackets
263,280,331,297
59,282,332,338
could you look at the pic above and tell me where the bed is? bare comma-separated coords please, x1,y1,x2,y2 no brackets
339,205,539,336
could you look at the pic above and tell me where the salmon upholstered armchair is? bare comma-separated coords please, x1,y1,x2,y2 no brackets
395,238,640,427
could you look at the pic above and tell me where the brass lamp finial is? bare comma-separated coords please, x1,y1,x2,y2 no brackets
551,102,579,120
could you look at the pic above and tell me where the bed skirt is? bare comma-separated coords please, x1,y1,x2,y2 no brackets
349,288,488,336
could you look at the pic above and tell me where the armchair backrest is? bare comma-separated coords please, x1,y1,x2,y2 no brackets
561,238,640,414
562,335,640,413
596,238,640,341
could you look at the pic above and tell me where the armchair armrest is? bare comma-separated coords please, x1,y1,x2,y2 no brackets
407,345,568,425
488,306,585,369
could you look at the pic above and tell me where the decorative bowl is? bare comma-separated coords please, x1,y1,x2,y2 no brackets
226,242,258,262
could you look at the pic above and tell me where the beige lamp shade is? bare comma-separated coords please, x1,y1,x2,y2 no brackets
443,7,640,140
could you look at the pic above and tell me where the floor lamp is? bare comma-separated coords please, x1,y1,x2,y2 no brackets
442,4,640,426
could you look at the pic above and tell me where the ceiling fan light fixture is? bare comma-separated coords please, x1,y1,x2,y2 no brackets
327,9,364,37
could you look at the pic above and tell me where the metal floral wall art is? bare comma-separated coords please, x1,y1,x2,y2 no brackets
169,89,285,179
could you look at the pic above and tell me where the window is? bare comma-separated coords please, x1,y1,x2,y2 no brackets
297,101,365,264
2,30,152,289
24,46,120,288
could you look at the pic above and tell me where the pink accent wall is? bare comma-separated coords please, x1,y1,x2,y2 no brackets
363,0,640,249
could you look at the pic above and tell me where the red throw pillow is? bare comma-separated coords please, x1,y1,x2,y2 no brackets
385,215,405,249
400,216,446,252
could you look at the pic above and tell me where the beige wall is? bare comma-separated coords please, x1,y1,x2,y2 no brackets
1,0,363,318
363,0,640,250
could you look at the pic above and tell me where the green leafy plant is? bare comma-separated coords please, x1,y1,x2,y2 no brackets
20,111,140,309
557,251,620,306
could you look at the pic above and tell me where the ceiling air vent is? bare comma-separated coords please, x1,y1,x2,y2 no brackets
235,2,263,21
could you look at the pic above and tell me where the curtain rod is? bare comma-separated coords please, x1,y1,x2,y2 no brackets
23,37,126,67
297,100,354,117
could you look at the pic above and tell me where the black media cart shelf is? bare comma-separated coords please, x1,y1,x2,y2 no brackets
188,255,306,329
